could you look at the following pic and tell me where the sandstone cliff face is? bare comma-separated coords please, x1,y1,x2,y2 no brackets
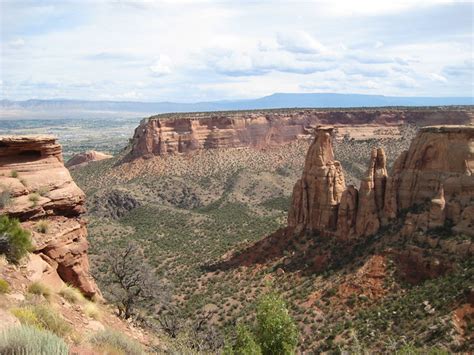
126,109,473,159
288,125,474,240
0,136,99,297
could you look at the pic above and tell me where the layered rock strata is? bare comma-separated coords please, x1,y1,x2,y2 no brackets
0,135,99,297
288,125,474,239
127,109,473,159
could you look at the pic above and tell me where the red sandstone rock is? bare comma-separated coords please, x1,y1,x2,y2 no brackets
126,109,473,159
355,148,388,237
66,150,112,169
0,135,99,297
288,125,474,240
288,126,345,232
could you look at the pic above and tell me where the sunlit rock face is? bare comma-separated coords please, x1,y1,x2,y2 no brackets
126,109,473,160
0,135,99,297
287,125,474,240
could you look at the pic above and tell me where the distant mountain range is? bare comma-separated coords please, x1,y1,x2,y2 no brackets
1,93,473,119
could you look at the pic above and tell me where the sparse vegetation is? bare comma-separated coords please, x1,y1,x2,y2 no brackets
0,278,9,293
84,302,101,320
36,219,50,234
11,303,72,337
29,193,40,206
0,215,32,263
59,285,85,304
10,170,18,178
28,282,52,300
88,329,144,355
0,325,68,355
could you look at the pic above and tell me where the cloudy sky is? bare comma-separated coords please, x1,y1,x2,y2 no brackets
1,0,472,101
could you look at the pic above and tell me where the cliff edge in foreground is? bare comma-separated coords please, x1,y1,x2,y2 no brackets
0,135,99,297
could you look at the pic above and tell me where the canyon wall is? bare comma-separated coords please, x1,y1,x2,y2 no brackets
0,136,99,297
126,108,473,159
288,125,474,239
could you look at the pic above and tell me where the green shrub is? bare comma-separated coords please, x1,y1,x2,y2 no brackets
0,215,32,263
31,303,72,337
59,285,85,304
0,325,68,355
255,292,298,355
11,307,42,329
88,329,144,355
0,278,9,293
231,324,262,355
10,170,18,178
28,281,52,300
36,220,50,234
396,344,449,355
0,187,11,208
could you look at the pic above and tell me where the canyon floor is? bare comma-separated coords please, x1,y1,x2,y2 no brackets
70,122,473,352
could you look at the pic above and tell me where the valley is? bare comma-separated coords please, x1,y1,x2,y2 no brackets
69,108,472,352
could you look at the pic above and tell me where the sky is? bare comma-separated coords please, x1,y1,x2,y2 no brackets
1,0,473,102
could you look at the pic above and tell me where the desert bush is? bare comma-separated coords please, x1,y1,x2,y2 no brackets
11,307,42,329
230,324,262,355
12,304,71,337
0,325,68,355
10,170,18,178
32,303,72,337
0,278,9,293
255,292,299,355
36,219,50,234
59,285,85,304
88,329,144,355
0,215,32,263
28,281,52,300
0,186,12,208
84,302,101,320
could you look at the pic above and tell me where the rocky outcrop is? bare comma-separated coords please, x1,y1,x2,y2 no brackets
66,150,112,169
288,125,474,240
0,135,99,297
288,127,345,232
126,109,473,159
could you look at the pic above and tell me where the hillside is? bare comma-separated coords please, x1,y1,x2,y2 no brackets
70,108,473,352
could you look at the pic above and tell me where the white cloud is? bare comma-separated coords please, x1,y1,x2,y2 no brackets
8,38,25,48
428,73,448,83
276,31,327,54
149,55,172,77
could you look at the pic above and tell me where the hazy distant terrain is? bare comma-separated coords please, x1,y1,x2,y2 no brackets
0,117,140,160
2,93,473,119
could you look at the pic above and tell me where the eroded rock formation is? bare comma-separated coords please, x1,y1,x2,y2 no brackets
66,150,112,169
288,125,474,240
288,127,345,232
126,108,473,159
0,135,99,297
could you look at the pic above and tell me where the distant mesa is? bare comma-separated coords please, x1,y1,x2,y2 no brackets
66,150,113,169
125,108,473,160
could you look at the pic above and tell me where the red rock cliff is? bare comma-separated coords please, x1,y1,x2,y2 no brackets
126,108,473,159
288,125,474,240
0,136,99,297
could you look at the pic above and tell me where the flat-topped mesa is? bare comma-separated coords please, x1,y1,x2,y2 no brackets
288,124,474,240
288,126,346,232
0,135,99,297
125,108,473,160
383,125,474,236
